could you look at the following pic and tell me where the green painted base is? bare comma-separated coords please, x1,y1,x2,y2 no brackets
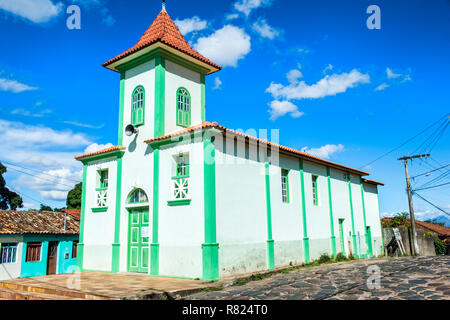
330,236,337,258
77,243,84,270
303,237,310,263
111,243,120,273
266,239,275,270
150,243,160,276
352,235,358,258
202,243,219,281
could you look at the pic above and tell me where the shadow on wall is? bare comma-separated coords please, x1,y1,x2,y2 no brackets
382,227,437,256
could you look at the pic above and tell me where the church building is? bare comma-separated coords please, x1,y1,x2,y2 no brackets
75,4,384,281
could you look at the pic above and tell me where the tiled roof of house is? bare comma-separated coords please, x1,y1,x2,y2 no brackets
362,178,385,186
144,121,377,178
381,217,450,238
102,9,221,73
75,146,125,161
60,209,81,220
0,210,79,235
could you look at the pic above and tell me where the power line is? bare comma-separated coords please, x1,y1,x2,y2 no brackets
4,166,76,189
414,192,450,216
5,184,43,205
413,182,450,192
410,163,450,179
359,112,449,169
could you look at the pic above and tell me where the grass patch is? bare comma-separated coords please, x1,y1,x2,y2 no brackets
199,285,224,293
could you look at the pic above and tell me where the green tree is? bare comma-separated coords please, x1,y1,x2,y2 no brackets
0,162,23,210
40,204,53,211
66,182,82,209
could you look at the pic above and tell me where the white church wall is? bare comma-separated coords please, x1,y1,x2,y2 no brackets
364,183,383,256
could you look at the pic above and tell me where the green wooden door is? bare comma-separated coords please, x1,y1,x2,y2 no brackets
366,226,373,257
339,219,345,254
128,209,150,273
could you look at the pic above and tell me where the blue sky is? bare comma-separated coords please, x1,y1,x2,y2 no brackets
0,0,448,221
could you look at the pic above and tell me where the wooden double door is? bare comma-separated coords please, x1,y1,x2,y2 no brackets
127,209,150,273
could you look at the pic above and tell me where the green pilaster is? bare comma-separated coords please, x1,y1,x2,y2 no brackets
347,174,358,257
201,74,206,121
111,155,124,273
154,55,165,137
360,179,372,257
151,146,160,276
264,162,275,270
299,159,310,263
327,167,337,258
118,72,125,145
203,134,219,280
77,164,87,270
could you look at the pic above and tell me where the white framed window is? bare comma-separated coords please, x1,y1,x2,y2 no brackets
281,169,290,203
129,189,149,204
0,243,17,264
312,175,318,206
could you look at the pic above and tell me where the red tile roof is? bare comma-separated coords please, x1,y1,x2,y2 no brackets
381,217,450,238
0,210,79,235
75,146,125,161
362,178,385,186
60,209,81,220
145,121,377,178
103,10,221,74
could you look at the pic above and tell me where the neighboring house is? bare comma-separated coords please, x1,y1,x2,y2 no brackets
74,5,384,281
60,209,81,221
0,210,79,281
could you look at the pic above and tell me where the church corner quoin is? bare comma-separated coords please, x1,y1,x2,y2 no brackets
74,5,384,280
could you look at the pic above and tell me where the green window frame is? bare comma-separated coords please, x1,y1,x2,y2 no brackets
128,189,149,204
176,87,191,128
312,175,319,206
97,169,109,190
131,86,145,126
281,169,290,203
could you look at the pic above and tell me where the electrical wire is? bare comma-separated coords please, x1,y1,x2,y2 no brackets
413,192,450,216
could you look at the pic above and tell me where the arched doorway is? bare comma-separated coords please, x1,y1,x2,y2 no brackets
126,188,149,273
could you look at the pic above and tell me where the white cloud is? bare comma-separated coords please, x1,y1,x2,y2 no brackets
286,68,303,84
100,7,115,27
0,78,37,93
252,18,279,40
194,25,251,67
403,74,412,82
213,77,222,90
302,144,344,159
323,64,333,74
386,67,401,79
11,108,52,118
64,120,104,129
266,69,370,101
375,83,389,91
174,16,208,35
0,0,63,23
84,142,113,154
234,0,272,16
225,13,239,20
268,100,304,121
297,48,310,55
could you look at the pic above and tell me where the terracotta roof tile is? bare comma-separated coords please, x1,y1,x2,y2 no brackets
60,209,81,220
103,10,221,73
0,210,79,235
145,121,374,177
362,178,385,186
381,218,450,237
75,146,125,161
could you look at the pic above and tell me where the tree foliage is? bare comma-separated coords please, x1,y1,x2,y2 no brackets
0,162,23,210
382,212,411,228
40,204,53,212
66,182,82,209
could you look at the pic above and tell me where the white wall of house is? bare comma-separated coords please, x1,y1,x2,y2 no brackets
0,237,23,280
363,183,383,256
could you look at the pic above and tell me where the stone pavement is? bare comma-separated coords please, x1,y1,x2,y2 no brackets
186,256,450,300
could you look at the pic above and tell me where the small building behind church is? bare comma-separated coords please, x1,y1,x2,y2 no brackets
0,210,79,280
75,5,384,281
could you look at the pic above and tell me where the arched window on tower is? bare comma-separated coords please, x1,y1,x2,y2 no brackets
176,87,191,127
131,86,145,126
128,189,149,205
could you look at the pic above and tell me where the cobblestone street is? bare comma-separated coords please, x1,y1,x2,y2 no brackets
186,256,450,300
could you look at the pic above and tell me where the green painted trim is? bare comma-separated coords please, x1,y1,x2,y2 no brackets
360,178,371,257
116,47,211,76
154,54,165,137
118,72,125,146
176,87,191,128
264,162,275,270
111,156,123,273
77,164,87,270
347,173,358,257
79,150,125,164
312,175,319,206
201,74,206,121
203,136,219,280
151,147,160,276
299,159,310,263
131,85,145,127
327,167,337,258
167,199,192,206
92,207,108,213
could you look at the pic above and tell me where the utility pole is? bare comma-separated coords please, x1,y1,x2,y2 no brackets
398,153,429,256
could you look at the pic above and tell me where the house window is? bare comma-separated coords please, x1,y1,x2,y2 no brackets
25,242,42,262
176,88,191,127
281,169,290,203
176,157,189,178
0,243,17,264
172,154,190,200
128,189,149,204
96,169,108,208
72,241,78,259
312,175,319,206
131,86,145,126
